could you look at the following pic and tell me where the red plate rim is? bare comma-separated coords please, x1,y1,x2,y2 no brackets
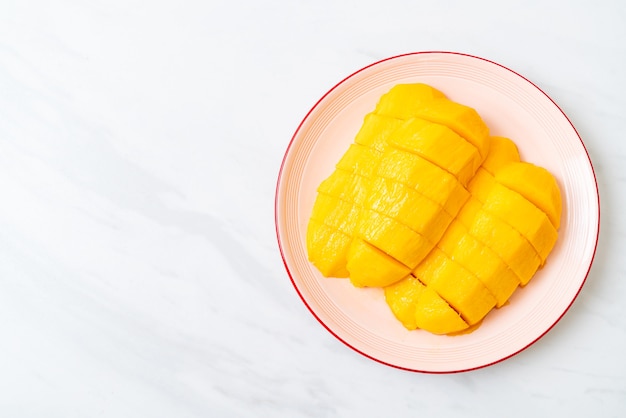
274,51,600,373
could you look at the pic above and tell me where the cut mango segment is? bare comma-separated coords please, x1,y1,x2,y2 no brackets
467,168,495,204
410,99,491,161
469,209,542,285
482,183,558,264
389,118,481,185
495,162,562,229
384,275,427,330
481,136,520,175
356,209,434,268
385,275,469,334
317,168,372,207
354,113,405,153
414,284,469,335
414,248,497,325
374,83,446,119
374,148,469,217
364,177,453,241
456,196,483,229
309,193,360,236
335,143,382,178
438,220,520,307
306,219,351,278
348,239,411,288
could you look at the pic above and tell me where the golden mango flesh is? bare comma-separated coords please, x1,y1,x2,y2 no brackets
306,83,562,335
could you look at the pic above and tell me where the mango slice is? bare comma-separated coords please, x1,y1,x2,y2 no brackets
384,275,427,330
348,239,411,288
309,193,360,236
335,143,382,178
438,221,520,307
374,148,469,217
469,209,542,286
374,83,447,119
317,168,371,206
414,248,497,325
306,219,351,278
413,284,469,335
355,209,434,269
385,275,469,334
389,118,481,186
354,113,406,153
481,136,521,174
363,177,453,241
482,183,558,264
495,162,562,229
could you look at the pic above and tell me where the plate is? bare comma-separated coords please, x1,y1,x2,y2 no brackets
275,52,599,373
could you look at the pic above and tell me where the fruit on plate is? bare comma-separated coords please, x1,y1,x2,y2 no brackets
306,83,562,335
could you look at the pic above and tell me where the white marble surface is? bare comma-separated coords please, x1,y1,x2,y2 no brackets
0,0,624,416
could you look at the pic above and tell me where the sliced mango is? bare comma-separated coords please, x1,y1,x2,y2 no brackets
482,183,559,264
409,98,491,161
355,209,434,268
335,143,382,178
384,275,427,330
385,275,469,334
469,209,542,286
414,248,497,325
455,196,483,229
363,177,453,242
306,219,351,278
495,162,562,229
306,83,562,335
438,220,520,307
374,83,447,119
389,118,481,186
354,113,405,153
467,168,495,204
348,238,411,288
309,193,360,236
414,284,469,335
374,148,469,217
481,136,520,175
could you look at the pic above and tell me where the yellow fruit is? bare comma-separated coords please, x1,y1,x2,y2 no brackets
482,183,558,264
413,284,469,335
374,148,469,217
414,248,497,325
495,162,562,229
384,275,427,329
469,209,542,285
354,113,405,153
335,143,382,178
389,118,481,186
363,177,452,242
309,193,360,236
348,239,411,287
374,83,447,119
317,168,372,206
355,209,434,268
305,83,562,335
455,196,482,228
438,220,520,307
385,275,469,334
467,168,495,204
306,219,351,278
481,136,520,174
410,99,491,161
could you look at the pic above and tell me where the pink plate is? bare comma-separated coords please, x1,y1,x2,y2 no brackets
275,52,599,373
